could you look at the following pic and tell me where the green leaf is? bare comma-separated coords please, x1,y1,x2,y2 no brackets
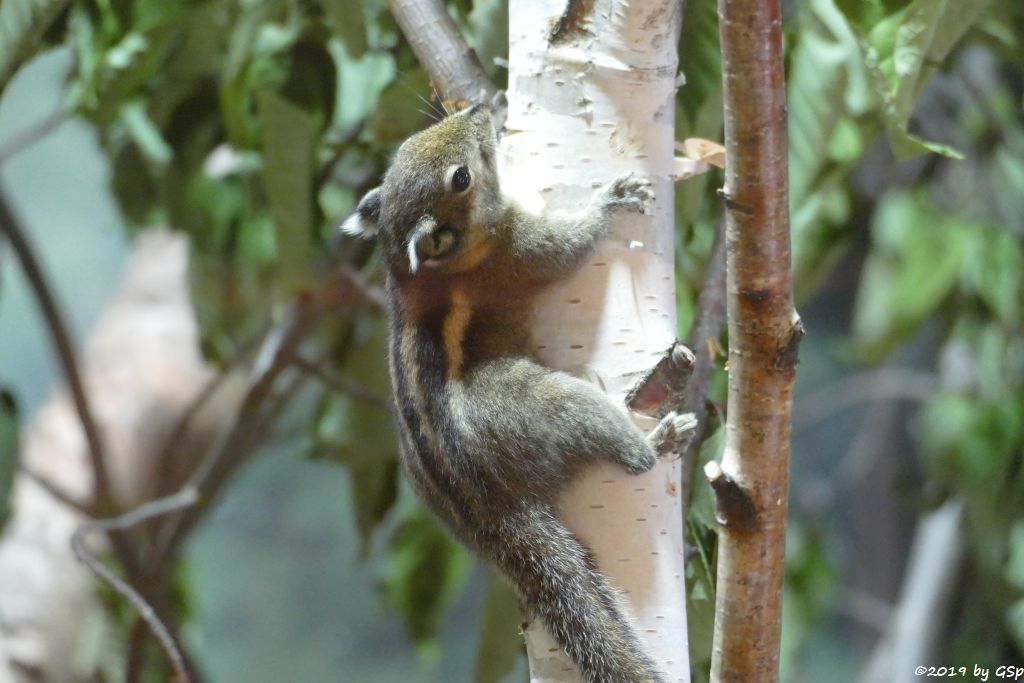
781,524,837,674
110,141,160,226
472,572,523,683
259,90,317,292
685,519,716,670
852,190,975,357
0,391,17,532
838,0,991,159
466,0,508,87
785,0,883,294
346,458,399,554
331,40,394,133
368,66,433,149
1007,521,1024,592
0,0,70,94
891,0,994,122
280,40,337,125
920,386,1024,499
677,0,720,127
1009,599,1024,653
314,312,399,549
321,0,366,59
120,98,173,166
688,425,724,532
220,0,292,146
315,386,398,551
379,495,473,651
788,0,864,205
961,228,1023,327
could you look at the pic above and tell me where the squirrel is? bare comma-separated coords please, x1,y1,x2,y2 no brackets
342,100,693,683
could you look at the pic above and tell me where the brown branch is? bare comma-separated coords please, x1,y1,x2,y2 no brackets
793,369,935,433
387,0,497,107
152,371,230,499
709,0,798,679
0,181,153,599
858,499,965,683
150,266,364,567
336,264,387,310
703,460,757,534
0,183,119,519
0,108,68,163
291,355,392,413
679,217,727,505
20,466,93,516
72,489,200,683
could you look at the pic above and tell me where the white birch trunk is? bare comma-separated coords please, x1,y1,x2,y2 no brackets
502,2,687,681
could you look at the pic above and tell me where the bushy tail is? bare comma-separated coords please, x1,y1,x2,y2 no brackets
483,504,665,683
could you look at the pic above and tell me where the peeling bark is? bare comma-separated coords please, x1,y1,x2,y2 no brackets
504,1,687,680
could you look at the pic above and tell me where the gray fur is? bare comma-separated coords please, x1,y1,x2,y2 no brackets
353,103,675,683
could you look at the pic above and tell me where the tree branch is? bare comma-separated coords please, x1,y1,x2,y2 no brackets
0,183,116,516
709,0,799,679
291,355,392,413
0,0,70,95
793,369,935,433
150,266,367,567
703,460,757,533
72,489,200,683
0,108,67,163
858,499,965,683
387,0,497,107
679,217,727,505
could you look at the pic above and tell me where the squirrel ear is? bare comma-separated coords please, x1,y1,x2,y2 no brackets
340,187,381,238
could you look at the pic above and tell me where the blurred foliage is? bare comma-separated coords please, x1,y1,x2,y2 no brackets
0,0,70,91
1,0,1022,679
0,390,16,532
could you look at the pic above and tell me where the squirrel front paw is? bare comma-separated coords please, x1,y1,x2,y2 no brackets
647,410,698,458
603,173,654,214
619,442,658,475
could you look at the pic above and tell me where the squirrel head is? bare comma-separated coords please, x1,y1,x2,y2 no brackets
341,102,503,277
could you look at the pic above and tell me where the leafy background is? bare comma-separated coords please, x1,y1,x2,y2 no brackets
0,0,1022,681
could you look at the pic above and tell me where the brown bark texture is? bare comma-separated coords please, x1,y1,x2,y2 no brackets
709,0,801,681
387,0,496,107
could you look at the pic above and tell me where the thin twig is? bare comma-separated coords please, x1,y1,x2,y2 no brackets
0,183,117,516
0,108,68,163
858,499,965,683
291,355,392,413
153,370,232,499
20,465,94,517
793,369,935,433
72,489,200,683
679,217,727,506
151,266,367,567
337,263,387,310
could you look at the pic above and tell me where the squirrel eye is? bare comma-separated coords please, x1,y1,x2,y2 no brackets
450,166,472,194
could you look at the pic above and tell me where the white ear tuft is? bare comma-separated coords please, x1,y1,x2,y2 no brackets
339,186,382,239
340,213,377,238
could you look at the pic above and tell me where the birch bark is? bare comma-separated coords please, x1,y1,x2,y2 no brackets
502,2,687,681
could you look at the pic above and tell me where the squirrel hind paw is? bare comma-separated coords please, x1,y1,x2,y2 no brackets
605,174,655,213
